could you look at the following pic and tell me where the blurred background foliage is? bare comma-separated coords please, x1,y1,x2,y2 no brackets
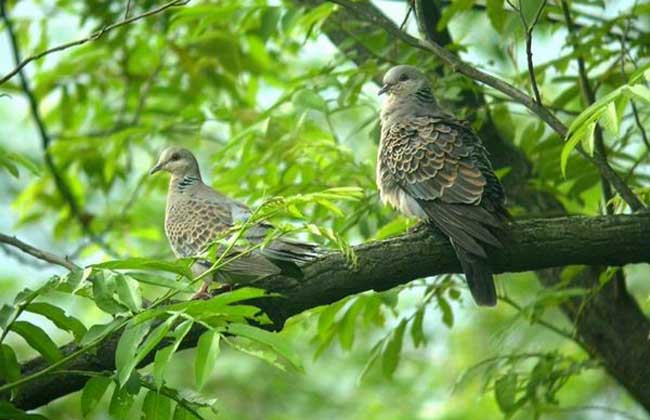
0,0,649,419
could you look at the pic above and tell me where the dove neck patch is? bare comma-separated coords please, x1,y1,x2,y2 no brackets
176,175,200,192
414,87,436,105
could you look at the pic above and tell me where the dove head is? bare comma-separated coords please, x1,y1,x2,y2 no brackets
149,147,201,179
378,65,431,97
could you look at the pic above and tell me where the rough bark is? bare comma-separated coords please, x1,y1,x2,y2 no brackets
12,212,650,410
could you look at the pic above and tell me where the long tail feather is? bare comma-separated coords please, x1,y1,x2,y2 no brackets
453,244,497,307
421,201,502,306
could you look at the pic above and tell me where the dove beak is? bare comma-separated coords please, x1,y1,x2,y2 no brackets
378,84,390,96
149,163,163,175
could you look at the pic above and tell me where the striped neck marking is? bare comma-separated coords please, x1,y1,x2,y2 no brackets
176,175,200,192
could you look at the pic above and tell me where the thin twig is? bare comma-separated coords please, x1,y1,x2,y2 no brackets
70,171,150,259
0,233,79,271
124,0,133,19
399,3,413,31
509,0,547,104
326,0,645,211
0,0,190,86
0,318,129,395
499,295,588,353
132,54,166,124
50,370,207,420
0,244,51,269
619,29,650,154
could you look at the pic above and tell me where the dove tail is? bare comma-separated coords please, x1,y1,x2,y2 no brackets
420,201,502,307
262,238,320,264
452,245,497,307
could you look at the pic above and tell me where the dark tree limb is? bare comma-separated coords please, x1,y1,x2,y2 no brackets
10,212,650,410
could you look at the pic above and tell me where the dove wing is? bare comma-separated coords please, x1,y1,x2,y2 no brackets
380,115,504,257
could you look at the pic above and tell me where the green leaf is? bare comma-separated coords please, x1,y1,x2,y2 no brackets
437,0,474,30
93,258,193,279
92,273,129,315
25,302,87,341
12,321,62,363
0,304,15,330
382,319,406,378
437,296,454,328
116,320,151,386
114,274,142,313
142,390,173,420
10,151,41,176
81,376,112,417
357,341,383,384
566,84,625,137
153,320,193,389
560,131,584,178
0,155,19,178
292,89,327,112
135,314,179,371
126,272,194,293
626,84,650,103
580,122,596,157
486,0,507,33
316,299,345,339
80,318,124,347
338,299,364,350
172,405,194,420
165,287,270,316
410,309,426,348
0,401,48,420
108,383,136,419
0,344,21,384
225,323,303,371
195,330,221,390
373,217,411,240
495,373,518,414
598,102,619,136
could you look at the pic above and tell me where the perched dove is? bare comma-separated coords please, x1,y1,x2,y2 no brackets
149,146,318,297
377,65,508,307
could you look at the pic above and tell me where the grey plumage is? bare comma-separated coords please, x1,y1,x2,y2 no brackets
377,65,508,307
149,147,318,296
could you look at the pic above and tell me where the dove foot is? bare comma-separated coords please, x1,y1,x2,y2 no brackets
190,283,237,300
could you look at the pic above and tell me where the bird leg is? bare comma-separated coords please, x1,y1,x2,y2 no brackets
191,281,213,300
190,281,237,300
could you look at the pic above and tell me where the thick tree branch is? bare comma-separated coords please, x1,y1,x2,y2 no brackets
10,212,650,410
327,0,644,211
0,0,189,86
0,233,79,272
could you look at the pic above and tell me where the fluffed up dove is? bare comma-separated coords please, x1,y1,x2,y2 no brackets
377,65,508,307
149,146,319,297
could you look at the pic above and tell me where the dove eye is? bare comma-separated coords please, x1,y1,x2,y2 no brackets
399,74,409,81
170,153,180,161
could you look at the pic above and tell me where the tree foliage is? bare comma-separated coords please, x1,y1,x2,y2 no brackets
0,0,649,419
